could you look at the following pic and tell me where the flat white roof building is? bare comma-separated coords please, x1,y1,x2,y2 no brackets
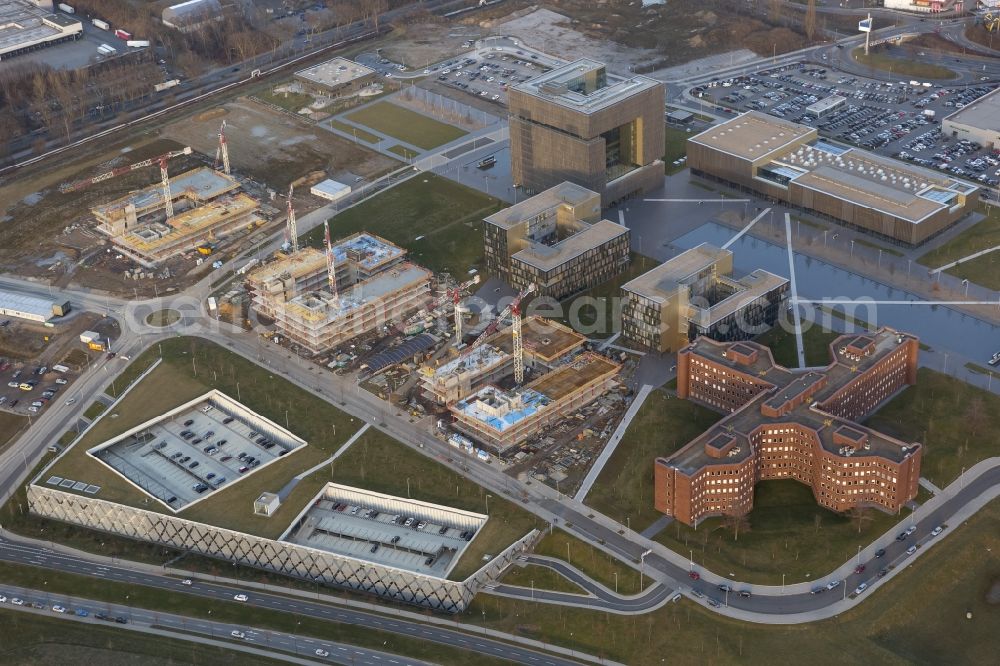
311,179,351,203
0,290,69,322
942,87,1000,150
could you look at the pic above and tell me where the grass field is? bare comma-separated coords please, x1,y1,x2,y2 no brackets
917,205,1000,289
664,125,692,174
0,608,286,666
42,338,363,540
387,144,419,159
328,429,542,580
652,479,911,584
533,529,649,595
145,309,180,327
82,400,106,420
466,497,1000,665
852,48,958,79
256,89,315,113
583,389,722,532
864,367,1000,487
345,101,467,150
500,563,585,594
0,563,508,666
753,316,842,368
302,172,504,277
854,237,905,257
0,411,27,455
328,119,380,144
556,253,656,338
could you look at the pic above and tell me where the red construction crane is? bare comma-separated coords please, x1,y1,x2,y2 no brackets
461,283,536,367
59,146,193,194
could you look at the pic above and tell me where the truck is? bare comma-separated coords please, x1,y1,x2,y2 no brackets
126,40,150,48
92,18,110,30
154,79,180,92
207,297,217,314
115,29,132,40
196,242,216,255
922,109,936,119
57,3,74,13
97,44,117,56
52,364,70,374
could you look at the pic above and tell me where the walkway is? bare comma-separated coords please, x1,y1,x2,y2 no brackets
277,424,371,501
573,384,653,502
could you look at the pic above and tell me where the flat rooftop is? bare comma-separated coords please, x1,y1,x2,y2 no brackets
511,58,662,115
282,483,487,578
0,290,58,320
92,167,241,219
484,182,598,230
0,1,81,56
331,233,406,274
694,111,978,225
943,86,1000,131
689,270,789,329
285,263,430,324
513,219,629,272
453,386,549,433
295,57,375,89
623,243,730,304
247,247,328,286
429,344,509,383
82,391,306,513
527,352,619,401
688,111,815,160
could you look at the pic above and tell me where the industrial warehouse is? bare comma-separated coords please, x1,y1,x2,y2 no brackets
687,111,979,246
0,0,81,61
655,328,923,527
0,290,70,323
245,234,432,355
483,182,630,300
29,381,537,612
621,243,789,354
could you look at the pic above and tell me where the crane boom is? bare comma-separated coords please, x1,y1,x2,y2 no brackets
59,147,193,193
287,184,299,254
461,283,536,357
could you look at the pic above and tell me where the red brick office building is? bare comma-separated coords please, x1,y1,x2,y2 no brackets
654,328,922,526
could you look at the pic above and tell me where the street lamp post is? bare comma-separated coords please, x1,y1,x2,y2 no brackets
613,571,618,594
485,494,491,514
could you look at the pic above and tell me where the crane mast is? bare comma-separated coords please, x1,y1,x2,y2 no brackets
286,185,298,254
324,220,338,300
452,274,480,345
216,119,231,175
462,283,536,358
512,300,525,384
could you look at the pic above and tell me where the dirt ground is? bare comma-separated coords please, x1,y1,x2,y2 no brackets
477,3,813,75
377,20,480,70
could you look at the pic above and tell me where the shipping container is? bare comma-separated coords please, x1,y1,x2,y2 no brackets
115,29,132,40
153,79,180,92
87,341,105,351
92,18,110,30
475,449,491,462
207,297,217,313
57,3,74,13
126,40,150,48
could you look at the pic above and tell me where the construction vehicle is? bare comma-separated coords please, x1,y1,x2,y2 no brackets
985,12,1000,32
196,243,216,255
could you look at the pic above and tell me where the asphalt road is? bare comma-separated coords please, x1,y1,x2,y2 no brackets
0,585,431,666
0,535,581,666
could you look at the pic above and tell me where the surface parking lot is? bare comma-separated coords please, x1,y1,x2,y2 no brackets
1,359,75,416
287,495,482,577
693,64,1000,188
91,398,304,511
429,50,550,107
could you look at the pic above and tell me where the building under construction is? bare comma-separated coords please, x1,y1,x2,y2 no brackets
92,166,260,267
420,317,587,404
246,234,432,355
449,352,620,454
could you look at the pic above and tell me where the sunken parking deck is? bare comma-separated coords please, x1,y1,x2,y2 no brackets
283,483,487,578
85,390,306,512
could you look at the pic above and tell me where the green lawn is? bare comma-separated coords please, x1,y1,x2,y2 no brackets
533,528,649,595
852,48,958,79
329,429,542,580
557,252,656,338
583,389,722,532
303,172,504,278
500,563,585,594
864,367,1000,488
82,400,106,420
854,237,905,257
0,411,27,455
345,101,467,150
145,309,180,327
329,119,380,144
256,89,315,113
919,205,1000,270
42,338,363,539
753,315,842,368
0,563,508,666
387,144,418,159
664,125,692,174
468,497,1000,665
653,479,912,584
0,607,286,666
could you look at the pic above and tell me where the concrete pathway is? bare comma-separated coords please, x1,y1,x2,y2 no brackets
573,384,653,502
919,477,943,496
929,244,1000,274
277,424,371,501
640,515,673,540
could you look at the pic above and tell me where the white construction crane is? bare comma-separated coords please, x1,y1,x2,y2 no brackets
451,274,481,345
324,220,338,300
284,184,299,254
59,146,193,204
461,283,536,383
214,119,231,175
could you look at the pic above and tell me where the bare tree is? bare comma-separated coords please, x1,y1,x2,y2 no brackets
769,0,783,25
805,0,818,41
724,513,751,541
849,506,873,535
